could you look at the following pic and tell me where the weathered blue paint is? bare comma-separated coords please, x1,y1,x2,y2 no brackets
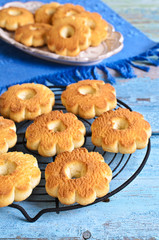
0,74,158,239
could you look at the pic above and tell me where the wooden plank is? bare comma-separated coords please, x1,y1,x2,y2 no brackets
102,0,159,41
114,74,159,132
0,136,158,239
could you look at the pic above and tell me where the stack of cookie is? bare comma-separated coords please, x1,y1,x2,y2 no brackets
0,83,55,207
0,80,151,207
0,2,109,56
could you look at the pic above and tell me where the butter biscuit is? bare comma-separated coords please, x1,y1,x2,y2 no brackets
45,148,112,205
35,2,60,24
15,23,52,47
61,80,117,119
0,152,41,207
0,83,55,122
47,16,91,56
91,108,152,154
25,110,86,157
0,7,34,31
0,117,17,153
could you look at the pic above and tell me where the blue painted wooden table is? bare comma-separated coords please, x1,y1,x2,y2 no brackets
0,0,159,239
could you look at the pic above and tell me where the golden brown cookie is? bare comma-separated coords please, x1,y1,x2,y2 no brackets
0,7,34,31
0,152,41,207
47,16,91,56
0,83,55,122
35,2,60,24
0,116,17,153
45,148,112,205
91,108,152,154
78,11,108,46
52,3,85,24
25,110,86,157
61,80,117,119
15,23,52,47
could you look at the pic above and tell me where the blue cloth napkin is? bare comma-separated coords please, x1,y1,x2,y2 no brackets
0,0,159,93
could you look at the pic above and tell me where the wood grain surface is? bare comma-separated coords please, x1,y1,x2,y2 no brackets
103,0,159,42
0,0,159,239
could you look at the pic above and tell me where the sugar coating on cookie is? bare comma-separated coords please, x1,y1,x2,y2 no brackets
15,23,52,47
0,152,41,207
25,110,86,157
0,83,55,122
45,148,112,205
61,80,117,119
47,16,91,56
0,116,17,153
0,7,34,31
91,108,152,154
78,11,108,46
35,2,60,24
52,3,85,24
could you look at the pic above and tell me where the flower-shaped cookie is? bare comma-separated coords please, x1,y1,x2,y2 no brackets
91,108,152,154
0,83,55,122
0,116,17,153
45,148,112,205
0,7,34,31
47,16,91,56
35,2,60,24
61,80,117,119
52,3,85,24
25,111,86,157
0,152,41,207
15,23,52,47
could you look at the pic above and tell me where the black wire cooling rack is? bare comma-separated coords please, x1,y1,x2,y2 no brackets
8,85,151,222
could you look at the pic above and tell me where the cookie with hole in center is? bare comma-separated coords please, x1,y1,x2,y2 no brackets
61,80,117,119
0,152,41,207
52,3,85,24
47,16,91,56
25,110,86,157
91,108,152,154
0,83,55,122
45,148,112,205
0,7,34,31
35,2,60,24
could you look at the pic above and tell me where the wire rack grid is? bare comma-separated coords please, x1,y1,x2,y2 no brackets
7,85,151,222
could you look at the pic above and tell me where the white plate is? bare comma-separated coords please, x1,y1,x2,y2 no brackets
0,1,124,66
